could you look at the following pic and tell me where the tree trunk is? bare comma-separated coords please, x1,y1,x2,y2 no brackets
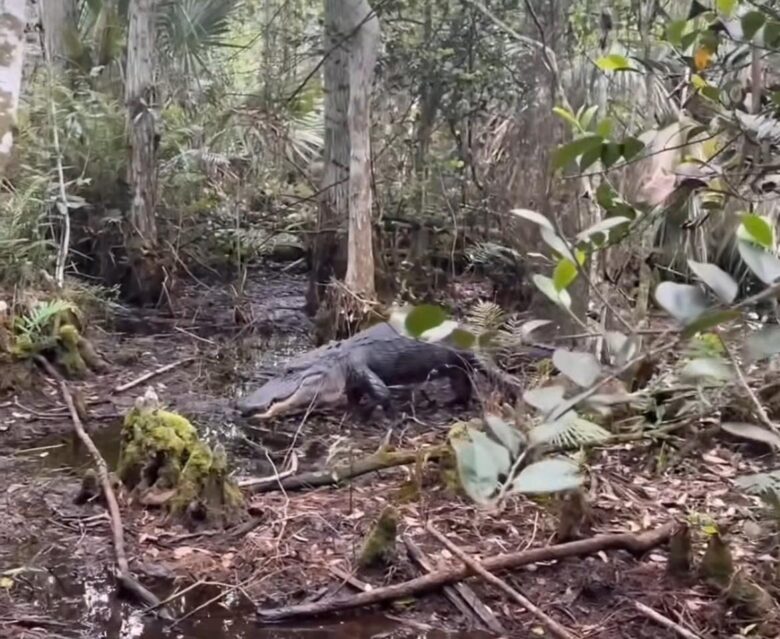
39,0,77,69
0,0,26,178
125,0,162,304
306,0,351,313
343,0,379,298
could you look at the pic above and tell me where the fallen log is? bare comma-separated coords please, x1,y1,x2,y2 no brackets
256,521,679,622
249,445,446,494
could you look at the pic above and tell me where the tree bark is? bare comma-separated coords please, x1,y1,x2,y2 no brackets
125,0,162,303
343,0,379,298
39,0,77,69
306,0,351,313
0,0,26,178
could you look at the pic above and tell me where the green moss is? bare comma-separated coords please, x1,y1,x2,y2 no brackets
359,506,398,569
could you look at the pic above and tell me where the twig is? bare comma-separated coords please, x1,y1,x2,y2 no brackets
426,523,576,639
256,521,677,621
33,356,169,618
328,565,373,592
249,445,446,494
237,453,298,488
404,536,506,634
633,601,702,639
113,357,195,393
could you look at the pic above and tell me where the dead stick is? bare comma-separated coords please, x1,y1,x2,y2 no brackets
113,357,195,394
633,601,702,639
426,523,576,639
404,536,505,634
256,521,677,621
34,356,169,618
249,446,446,494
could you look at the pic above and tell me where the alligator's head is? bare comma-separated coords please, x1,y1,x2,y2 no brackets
236,366,345,419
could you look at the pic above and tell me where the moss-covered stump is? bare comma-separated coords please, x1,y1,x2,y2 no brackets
359,506,399,569
117,395,244,528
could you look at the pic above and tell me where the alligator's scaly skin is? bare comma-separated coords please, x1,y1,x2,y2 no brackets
236,322,546,419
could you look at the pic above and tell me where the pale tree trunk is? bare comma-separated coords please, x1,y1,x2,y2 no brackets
125,0,162,302
343,0,379,298
39,0,77,68
0,0,26,178
306,0,351,312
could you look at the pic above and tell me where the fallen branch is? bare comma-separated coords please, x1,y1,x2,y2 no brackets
256,521,678,621
404,536,506,635
35,356,169,618
249,446,446,494
427,523,576,639
113,357,195,394
237,453,298,489
633,601,702,639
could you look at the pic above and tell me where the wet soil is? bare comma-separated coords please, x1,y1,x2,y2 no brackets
0,265,777,638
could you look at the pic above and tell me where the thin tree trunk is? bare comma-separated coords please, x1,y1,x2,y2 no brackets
125,0,162,303
306,0,351,312
39,0,77,69
343,0,379,298
0,0,26,178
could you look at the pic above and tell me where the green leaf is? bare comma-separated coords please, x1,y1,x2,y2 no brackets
532,275,572,309
681,310,741,338
765,21,780,48
451,328,477,349
601,142,622,168
687,260,739,304
420,319,459,343
513,458,583,494
520,319,552,339
654,282,709,324
605,330,638,366
552,349,602,388
579,105,599,131
595,118,614,139
745,326,780,362
552,106,580,130
679,357,734,382
485,414,525,458
666,20,688,48
405,304,447,337
720,422,780,450
595,54,633,71
523,385,566,413
576,216,631,243
510,208,555,231
740,214,775,249
741,11,766,40
579,143,603,171
687,0,709,19
552,135,603,170
540,227,576,261
620,137,645,161
737,240,780,284
553,258,578,291
716,0,736,17
450,427,511,504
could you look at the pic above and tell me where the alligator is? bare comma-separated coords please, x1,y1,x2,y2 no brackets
236,321,552,420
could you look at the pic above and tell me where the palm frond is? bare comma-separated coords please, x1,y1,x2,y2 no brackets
529,415,611,449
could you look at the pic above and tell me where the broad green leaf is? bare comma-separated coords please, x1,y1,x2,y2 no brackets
595,118,614,139
540,227,576,261
666,20,688,48
420,319,459,343
405,304,447,337
450,438,498,505
553,258,578,291
741,11,766,41
745,326,780,362
451,328,477,349
552,135,603,170
532,275,572,309
485,414,525,458
605,330,637,366
620,137,645,161
721,422,780,450
601,142,622,168
520,319,551,339
552,106,580,130
654,282,709,324
737,240,780,284
523,385,566,413
476,330,497,349
596,54,633,71
552,349,602,388
579,105,599,131
716,0,736,17
679,357,734,382
766,21,780,48
576,216,631,243
740,214,775,249
529,414,611,447
513,458,583,494
687,260,738,303
470,429,512,477
579,143,603,171
681,310,741,338
510,208,555,231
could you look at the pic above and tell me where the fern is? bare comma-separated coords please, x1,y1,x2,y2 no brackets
16,300,78,342
466,301,505,333
736,471,780,520
529,415,611,449
467,241,523,268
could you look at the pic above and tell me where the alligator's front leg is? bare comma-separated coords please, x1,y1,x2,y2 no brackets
347,366,396,422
